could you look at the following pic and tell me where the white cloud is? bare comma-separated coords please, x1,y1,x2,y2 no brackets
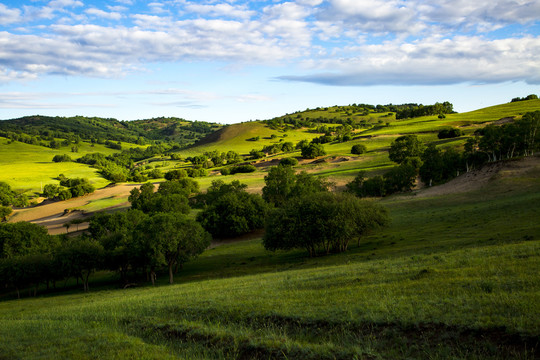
0,4,22,25
279,36,540,85
85,8,122,20
184,3,255,19
48,0,84,9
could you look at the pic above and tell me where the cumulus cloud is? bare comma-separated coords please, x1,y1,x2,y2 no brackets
184,3,255,19
0,4,22,24
48,0,84,9
278,36,540,85
85,8,123,20
1,0,538,89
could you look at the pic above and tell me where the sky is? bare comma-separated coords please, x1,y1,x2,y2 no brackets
0,0,539,124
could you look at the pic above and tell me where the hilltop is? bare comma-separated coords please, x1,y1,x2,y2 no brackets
0,115,223,147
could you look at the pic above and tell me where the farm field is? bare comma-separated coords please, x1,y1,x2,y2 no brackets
0,154,539,359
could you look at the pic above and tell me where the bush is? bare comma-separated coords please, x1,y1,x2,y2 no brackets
165,169,187,180
279,157,298,166
220,168,231,176
351,144,367,155
52,154,72,162
438,128,463,139
301,143,326,159
229,164,256,174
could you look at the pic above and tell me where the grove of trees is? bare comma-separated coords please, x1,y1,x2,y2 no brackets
263,192,389,256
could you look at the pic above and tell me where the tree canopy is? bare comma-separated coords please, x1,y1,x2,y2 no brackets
263,192,389,256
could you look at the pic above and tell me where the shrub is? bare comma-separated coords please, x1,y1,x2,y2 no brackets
279,157,298,166
52,154,72,162
438,128,463,139
351,144,367,155
229,164,256,174
165,169,187,180
220,168,231,176
301,143,326,159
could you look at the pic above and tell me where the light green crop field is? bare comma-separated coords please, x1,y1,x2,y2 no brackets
0,160,539,359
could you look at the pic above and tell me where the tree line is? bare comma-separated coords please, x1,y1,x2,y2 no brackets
348,111,540,197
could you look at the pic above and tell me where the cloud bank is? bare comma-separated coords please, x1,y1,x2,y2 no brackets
0,0,538,86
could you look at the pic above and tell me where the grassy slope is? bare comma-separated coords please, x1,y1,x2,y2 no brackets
0,157,539,359
0,138,148,196
178,100,540,189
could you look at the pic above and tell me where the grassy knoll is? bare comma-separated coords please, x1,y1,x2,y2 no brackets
0,137,148,197
0,158,538,359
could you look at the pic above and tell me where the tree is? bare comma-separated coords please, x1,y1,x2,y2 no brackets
263,192,389,256
52,154,72,162
197,191,268,238
158,178,199,197
383,164,417,194
279,157,298,166
0,206,12,222
301,143,326,159
128,182,155,212
388,135,425,164
351,144,367,155
0,222,53,259
262,165,331,206
164,169,187,180
346,172,386,197
262,165,296,206
43,184,61,199
136,213,210,284
89,210,148,283
55,237,104,292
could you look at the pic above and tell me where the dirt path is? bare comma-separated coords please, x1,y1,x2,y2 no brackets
9,183,142,234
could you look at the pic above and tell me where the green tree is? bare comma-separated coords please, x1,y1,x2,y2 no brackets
301,143,326,159
136,213,210,284
43,184,61,199
279,157,298,166
388,135,425,164
351,144,367,155
55,237,104,292
0,206,12,222
262,165,296,206
383,164,417,194
0,222,54,259
197,191,268,238
346,172,386,197
263,192,389,256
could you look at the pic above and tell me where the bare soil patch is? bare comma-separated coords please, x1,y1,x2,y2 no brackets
415,155,539,198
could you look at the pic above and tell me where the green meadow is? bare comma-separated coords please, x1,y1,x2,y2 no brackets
1,100,540,358
0,138,147,197
0,159,538,359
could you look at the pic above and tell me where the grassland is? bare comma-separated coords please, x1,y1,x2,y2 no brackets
0,155,539,359
0,138,148,197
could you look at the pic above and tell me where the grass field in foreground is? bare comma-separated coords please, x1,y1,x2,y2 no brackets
0,158,538,359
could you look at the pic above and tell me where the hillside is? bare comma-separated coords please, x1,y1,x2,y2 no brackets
0,153,539,359
0,115,222,147
2,99,539,231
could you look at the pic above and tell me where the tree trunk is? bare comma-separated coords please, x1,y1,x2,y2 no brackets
168,264,174,284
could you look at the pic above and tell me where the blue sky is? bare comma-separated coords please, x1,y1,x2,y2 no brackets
0,0,539,123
